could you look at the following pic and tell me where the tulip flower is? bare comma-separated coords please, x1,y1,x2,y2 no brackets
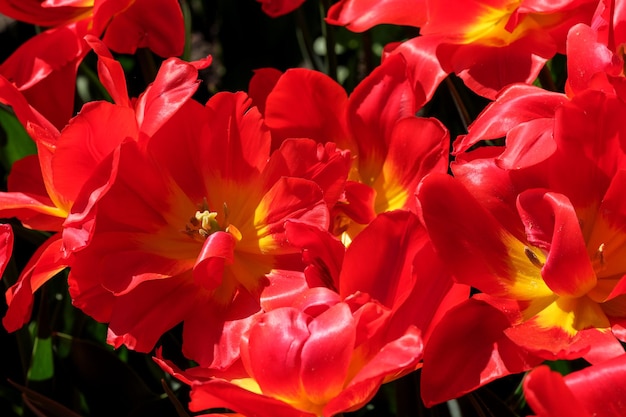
453,23,626,173
524,354,626,417
327,0,598,98
416,86,626,405
156,286,423,417
1,39,210,332
65,88,351,367
0,0,185,127
251,54,449,243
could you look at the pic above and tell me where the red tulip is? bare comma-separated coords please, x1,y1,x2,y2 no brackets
328,0,598,98
416,88,626,404
0,0,185,127
65,90,351,367
156,287,423,417
252,54,449,243
524,354,626,417
2,40,209,332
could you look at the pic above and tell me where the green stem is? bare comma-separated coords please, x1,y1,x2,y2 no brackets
445,76,471,132
138,48,158,86
320,0,337,81
2,257,31,376
78,62,112,103
180,0,193,61
295,8,323,70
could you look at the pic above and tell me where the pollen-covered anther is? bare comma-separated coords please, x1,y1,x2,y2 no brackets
183,202,243,242
184,209,220,241
524,246,544,269
596,243,606,266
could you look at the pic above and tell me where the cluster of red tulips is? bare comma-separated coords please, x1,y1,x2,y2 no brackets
1,0,625,416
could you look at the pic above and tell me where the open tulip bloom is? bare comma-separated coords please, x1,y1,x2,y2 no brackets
2,0,626,416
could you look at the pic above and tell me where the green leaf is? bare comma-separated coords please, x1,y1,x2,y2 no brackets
27,337,54,382
0,107,36,172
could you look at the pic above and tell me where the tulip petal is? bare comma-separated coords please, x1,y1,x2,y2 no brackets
245,307,309,400
84,35,131,107
455,84,566,155
377,116,449,213
339,210,423,309
417,173,552,299
300,303,355,403
326,0,425,32
183,289,261,369
348,53,419,182
0,224,12,275
3,234,68,332
52,102,138,202
517,190,597,297
194,231,236,291
255,177,328,254
384,36,447,106
135,56,211,138
565,353,626,416
248,68,282,115
421,298,542,406
264,69,350,150
106,275,198,352
101,0,184,57
188,379,310,417
324,326,423,417
524,365,590,417
284,220,344,290
204,92,271,181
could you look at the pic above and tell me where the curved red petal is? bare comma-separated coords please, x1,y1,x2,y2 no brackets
339,210,423,309
0,0,91,26
106,275,198,352
264,69,350,151
326,0,425,32
248,68,283,115
194,231,236,291
300,303,355,403
517,190,596,297
565,353,626,416
0,223,12,274
421,298,541,406
257,0,306,17
455,84,566,154
245,307,310,399
188,379,310,417
84,35,130,107
3,234,67,332
204,92,271,181
52,102,138,202
135,56,210,138
325,327,423,416
417,173,519,295
101,0,184,57
524,365,590,417
348,53,419,181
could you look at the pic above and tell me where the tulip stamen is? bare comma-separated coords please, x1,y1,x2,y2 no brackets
524,246,544,268
183,200,242,242
596,243,606,266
